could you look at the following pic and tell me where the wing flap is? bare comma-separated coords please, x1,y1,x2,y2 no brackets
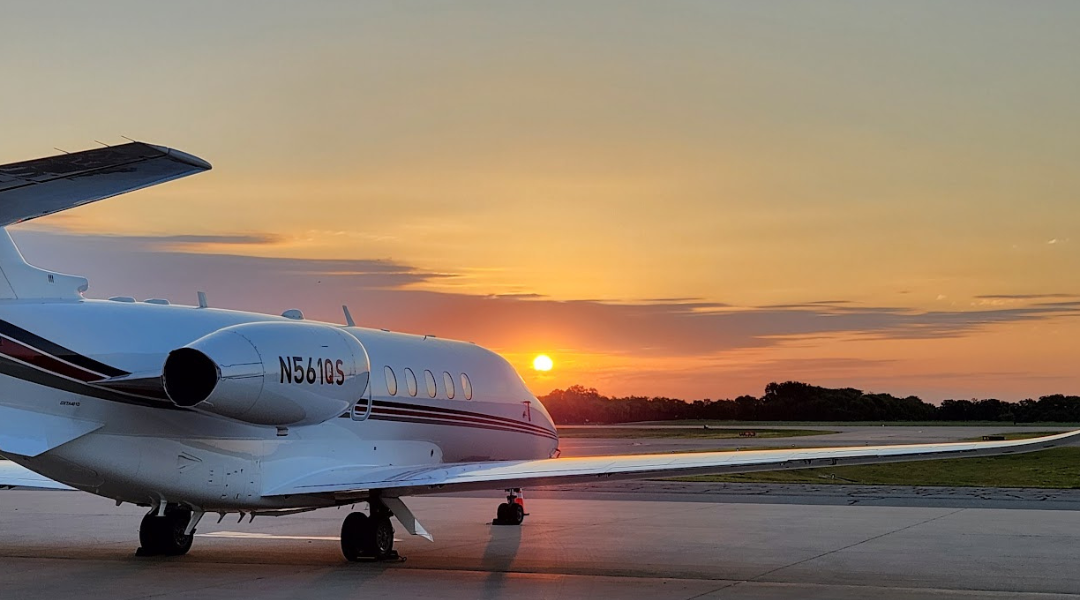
267,429,1080,499
0,405,103,458
0,460,73,490
0,142,211,226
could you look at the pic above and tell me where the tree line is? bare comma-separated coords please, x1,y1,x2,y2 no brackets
539,382,1080,424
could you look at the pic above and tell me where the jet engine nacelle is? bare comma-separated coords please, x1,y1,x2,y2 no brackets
162,321,370,426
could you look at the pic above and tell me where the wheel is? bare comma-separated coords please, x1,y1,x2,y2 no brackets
508,502,525,525
138,507,194,556
494,502,524,526
364,515,395,560
341,512,371,562
341,512,396,561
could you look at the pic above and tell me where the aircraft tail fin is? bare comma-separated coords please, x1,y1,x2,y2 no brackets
0,228,88,300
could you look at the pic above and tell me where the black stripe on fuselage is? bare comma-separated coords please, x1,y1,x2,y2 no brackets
369,412,559,441
0,319,128,378
373,405,557,439
373,399,556,437
0,353,180,409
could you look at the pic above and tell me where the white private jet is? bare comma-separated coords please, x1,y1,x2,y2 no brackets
0,142,1076,561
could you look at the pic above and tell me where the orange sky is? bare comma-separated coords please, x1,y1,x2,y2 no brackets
3,2,1079,401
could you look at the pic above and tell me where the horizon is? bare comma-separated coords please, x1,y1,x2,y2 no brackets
537,381,1080,405
3,2,1079,402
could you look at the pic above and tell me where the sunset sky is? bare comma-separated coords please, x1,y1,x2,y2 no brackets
3,2,1079,401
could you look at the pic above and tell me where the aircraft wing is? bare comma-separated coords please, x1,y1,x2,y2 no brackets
0,142,211,227
0,460,73,490
268,430,1080,499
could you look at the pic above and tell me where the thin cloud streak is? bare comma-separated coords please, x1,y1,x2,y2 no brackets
13,230,1080,358
976,293,1080,300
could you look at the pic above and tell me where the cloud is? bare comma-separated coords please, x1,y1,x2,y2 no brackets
19,226,284,248
121,234,285,246
11,229,1080,362
488,293,546,299
975,293,1079,300
761,299,852,309
11,230,449,292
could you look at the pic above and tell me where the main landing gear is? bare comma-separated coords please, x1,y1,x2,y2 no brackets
492,488,526,526
341,498,400,562
137,505,201,556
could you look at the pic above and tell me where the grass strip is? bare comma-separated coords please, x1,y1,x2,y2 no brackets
558,427,833,439
673,446,1080,488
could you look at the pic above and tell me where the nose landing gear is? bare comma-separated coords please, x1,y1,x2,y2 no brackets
492,488,526,526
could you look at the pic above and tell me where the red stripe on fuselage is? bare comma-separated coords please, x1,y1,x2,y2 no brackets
373,405,557,439
374,400,556,437
369,412,559,440
0,335,105,382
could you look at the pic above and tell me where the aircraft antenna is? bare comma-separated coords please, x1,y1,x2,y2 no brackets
342,305,356,327
197,291,208,308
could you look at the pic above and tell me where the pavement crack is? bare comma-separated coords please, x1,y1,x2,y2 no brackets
748,507,967,582
683,579,740,599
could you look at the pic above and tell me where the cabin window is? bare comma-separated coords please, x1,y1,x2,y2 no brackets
384,366,398,396
461,373,473,400
443,371,455,399
404,368,417,397
424,369,437,398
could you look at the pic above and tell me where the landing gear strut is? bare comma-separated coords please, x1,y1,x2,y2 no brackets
341,498,399,562
492,488,525,526
137,505,196,556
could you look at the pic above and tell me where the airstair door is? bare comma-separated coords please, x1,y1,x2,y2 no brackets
351,379,372,421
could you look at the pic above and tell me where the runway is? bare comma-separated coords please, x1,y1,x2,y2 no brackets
3,489,1080,599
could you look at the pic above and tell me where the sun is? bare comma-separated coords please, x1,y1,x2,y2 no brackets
532,354,554,372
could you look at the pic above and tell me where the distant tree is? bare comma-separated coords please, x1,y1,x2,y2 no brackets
537,383,1080,425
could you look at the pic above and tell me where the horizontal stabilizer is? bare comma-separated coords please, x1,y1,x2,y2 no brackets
0,142,211,227
266,429,1080,499
0,405,103,458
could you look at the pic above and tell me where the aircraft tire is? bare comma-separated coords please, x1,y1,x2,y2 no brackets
508,502,525,525
493,502,524,526
341,512,371,562
138,507,194,556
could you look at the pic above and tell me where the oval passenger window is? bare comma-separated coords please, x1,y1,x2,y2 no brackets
424,370,437,398
384,366,397,396
404,368,417,397
443,371,455,399
461,373,473,400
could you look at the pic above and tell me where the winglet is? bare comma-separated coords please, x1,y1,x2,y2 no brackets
145,144,213,171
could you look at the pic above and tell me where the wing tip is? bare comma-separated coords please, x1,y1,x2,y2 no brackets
144,143,212,171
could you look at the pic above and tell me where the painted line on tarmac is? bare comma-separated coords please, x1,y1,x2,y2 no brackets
198,531,404,543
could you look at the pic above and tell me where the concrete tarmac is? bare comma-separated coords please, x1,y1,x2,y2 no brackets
3,490,1080,599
